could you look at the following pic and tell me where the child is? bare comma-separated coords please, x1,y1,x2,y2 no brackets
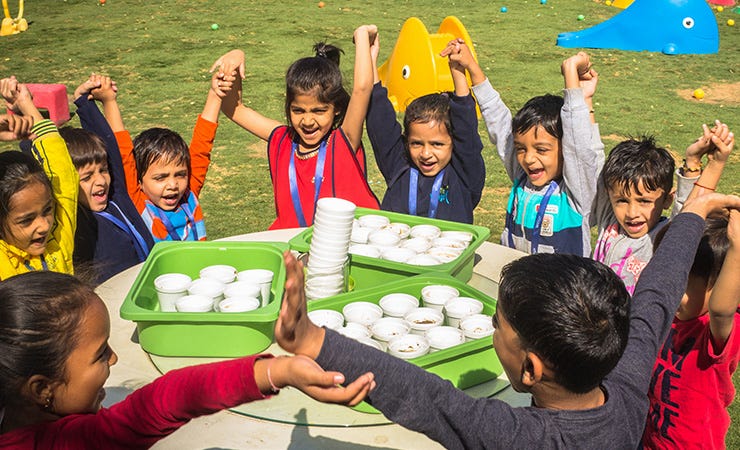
643,210,740,448
275,192,740,449
592,121,732,295
0,76,78,280
104,73,222,242
471,52,603,255
60,74,154,283
365,37,485,224
0,270,374,447
213,25,380,229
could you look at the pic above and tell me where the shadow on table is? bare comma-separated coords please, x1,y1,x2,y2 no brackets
287,408,399,450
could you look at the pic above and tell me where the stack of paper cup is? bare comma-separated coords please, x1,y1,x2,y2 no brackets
305,197,356,300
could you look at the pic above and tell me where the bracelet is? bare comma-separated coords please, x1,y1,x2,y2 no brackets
266,357,281,394
693,181,715,191
682,159,702,173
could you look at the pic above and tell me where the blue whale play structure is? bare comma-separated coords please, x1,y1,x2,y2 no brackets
557,0,719,55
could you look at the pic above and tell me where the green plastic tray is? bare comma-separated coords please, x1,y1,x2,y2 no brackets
120,241,289,357
308,273,501,413
289,208,491,292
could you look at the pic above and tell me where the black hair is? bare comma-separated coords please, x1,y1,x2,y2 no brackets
59,127,108,169
132,128,190,182
0,151,53,239
602,137,675,196
0,271,95,409
512,94,564,141
497,253,630,394
654,212,730,289
402,93,452,140
284,42,349,130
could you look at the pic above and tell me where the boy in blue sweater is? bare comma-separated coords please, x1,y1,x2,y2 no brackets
60,74,153,283
365,35,485,224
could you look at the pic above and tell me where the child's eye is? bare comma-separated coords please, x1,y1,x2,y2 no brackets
514,147,525,154
80,176,91,183
536,147,550,154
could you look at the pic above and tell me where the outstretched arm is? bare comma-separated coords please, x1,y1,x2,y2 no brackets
708,209,740,348
214,49,281,142
341,24,378,151
683,121,733,205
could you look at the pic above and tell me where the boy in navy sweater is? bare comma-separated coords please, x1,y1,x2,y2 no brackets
365,36,484,224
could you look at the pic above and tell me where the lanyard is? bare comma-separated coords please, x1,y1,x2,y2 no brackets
24,256,47,272
288,140,327,227
154,201,198,241
95,201,150,261
507,176,558,254
408,168,446,218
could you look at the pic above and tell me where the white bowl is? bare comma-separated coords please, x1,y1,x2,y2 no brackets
154,273,192,312
357,338,385,352
358,214,390,230
348,244,382,258
379,293,420,318
445,297,485,328
187,278,226,301
368,229,401,248
198,264,237,284
432,237,468,250
421,285,460,311
370,317,411,343
380,247,417,263
387,334,430,360
386,222,411,239
308,309,345,329
410,224,441,240
350,227,371,244
175,294,214,313
218,297,260,313
342,301,383,327
401,237,432,253
404,307,444,335
460,314,495,341
440,230,474,243
427,247,461,263
406,254,442,266
425,326,465,351
315,197,357,217
223,281,262,300
336,322,372,340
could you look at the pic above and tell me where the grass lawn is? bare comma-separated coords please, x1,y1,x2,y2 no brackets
1,0,738,445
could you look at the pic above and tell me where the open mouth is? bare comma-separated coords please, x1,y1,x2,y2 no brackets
91,189,108,203
418,161,437,173
527,167,545,182
161,193,180,208
623,220,646,235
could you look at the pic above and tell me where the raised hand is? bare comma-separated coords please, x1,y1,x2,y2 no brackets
0,113,33,141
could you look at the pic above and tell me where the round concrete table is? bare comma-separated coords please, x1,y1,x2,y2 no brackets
98,228,530,449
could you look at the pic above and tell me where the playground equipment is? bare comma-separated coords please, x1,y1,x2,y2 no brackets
1,0,27,36
377,16,478,112
557,0,719,55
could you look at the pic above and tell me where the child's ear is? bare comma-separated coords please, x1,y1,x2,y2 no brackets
521,352,545,387
662,189,676,210
24,374,56,409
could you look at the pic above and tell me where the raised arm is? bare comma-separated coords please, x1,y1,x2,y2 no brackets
559,52,604,213
214,49,281,142
339,25,378,151
188,73,223,196
708,209,740,347
678,121,733,211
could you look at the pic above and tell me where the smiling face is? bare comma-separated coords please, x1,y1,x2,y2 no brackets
3,181,54,256
139,158,189,211
51,297,117,415
607,180,672,239
289,91,338,151
406,120,453,177
514,126,563,187
77,162,111,212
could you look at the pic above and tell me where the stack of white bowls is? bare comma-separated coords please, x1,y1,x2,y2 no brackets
305,197,356,300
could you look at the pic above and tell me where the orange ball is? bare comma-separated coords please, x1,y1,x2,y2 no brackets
99,0,106,4
318,1,325,7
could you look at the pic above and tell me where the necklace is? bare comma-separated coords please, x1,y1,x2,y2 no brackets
295,147,319,160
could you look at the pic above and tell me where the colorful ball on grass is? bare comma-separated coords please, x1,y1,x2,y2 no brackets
605,0,612,5
693,89,705,100
318,1,326,7
211,23,219,30
577,14,585,21
728,19,735,26
500,6,508,13
717,6,724,12
540,0,547,4
99,0,106,5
